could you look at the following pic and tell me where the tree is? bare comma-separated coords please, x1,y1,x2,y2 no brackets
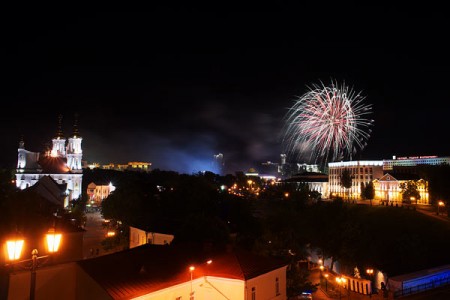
286,259,318,297
340,168,353,201
361,181,375,206
399,180,421,209
417,164,450,214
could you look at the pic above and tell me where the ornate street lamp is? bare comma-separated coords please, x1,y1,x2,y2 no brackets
4,228,62,300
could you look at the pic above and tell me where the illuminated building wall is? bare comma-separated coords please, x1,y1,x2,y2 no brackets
328,161,384,200
100,161,152,172
328,160,430,204
15,116,83,206
213,153,224,175
283,172,329,199
383,155,450,171
129,226,174,248
66,121,83,172
86,182,116,206
373,173,429,205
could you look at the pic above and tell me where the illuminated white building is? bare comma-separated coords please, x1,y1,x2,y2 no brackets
373,173,429,205
283,172,329,199
86,182,116,206
100,161,152,172
328,160,430,204
15,115,83,207
328,160,384,200
129,226,174,248
213,153,224,174
383,155,450,171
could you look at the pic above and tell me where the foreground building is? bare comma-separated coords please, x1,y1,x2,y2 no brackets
5,244,288,300
15,115,83,207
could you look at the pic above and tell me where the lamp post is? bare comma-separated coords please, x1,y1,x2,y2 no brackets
318,264,324,285
410,196,416,210
336,277,343,300
247,180,253,191
366,268,374,297
336,277,347,300
324,273,329,292
5,229,62,300
437,201,445,215
342,277,348,299
189,266,195,299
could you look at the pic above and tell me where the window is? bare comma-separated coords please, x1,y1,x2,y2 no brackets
252,287,256,300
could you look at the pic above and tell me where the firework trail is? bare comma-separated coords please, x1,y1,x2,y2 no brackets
282,80,374,167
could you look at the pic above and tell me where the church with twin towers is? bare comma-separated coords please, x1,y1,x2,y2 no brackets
15,114,83,208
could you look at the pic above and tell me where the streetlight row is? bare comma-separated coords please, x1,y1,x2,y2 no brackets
318,258,376,298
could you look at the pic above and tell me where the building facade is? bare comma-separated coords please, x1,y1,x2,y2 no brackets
15,116,83,207
93,161,152,172
328,160,384,200
383,155,450,171
283,172,329,199
129,226,174,248
86,182,116,207
373,173,429,205
6,245,288,300
328,159,431,204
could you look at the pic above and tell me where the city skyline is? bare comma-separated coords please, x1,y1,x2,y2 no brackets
1,7,449,173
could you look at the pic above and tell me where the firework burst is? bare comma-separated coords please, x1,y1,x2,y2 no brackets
282,80,374,167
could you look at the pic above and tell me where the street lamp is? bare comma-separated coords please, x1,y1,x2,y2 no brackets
336,277,347,300
437,201,445,215
366,268,374,296
410,196,417,209
247,180,253,190
189,265,195,299
4,228,62,300
336,277,342,300
324,273,329,292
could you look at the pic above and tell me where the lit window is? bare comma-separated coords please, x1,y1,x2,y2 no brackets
252,287,256,300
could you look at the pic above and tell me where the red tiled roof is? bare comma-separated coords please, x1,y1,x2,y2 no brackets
77,244,287,299
38,155,70,174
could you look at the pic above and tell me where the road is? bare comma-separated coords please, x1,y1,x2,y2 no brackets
82,211,120,259
416,205,449,222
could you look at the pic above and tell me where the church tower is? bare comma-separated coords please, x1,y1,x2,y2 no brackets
15,114,84,207
17,135,26,169
66,114,83,172
51,114,66,157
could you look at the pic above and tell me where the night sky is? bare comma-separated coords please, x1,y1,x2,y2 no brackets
1,6,449,174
